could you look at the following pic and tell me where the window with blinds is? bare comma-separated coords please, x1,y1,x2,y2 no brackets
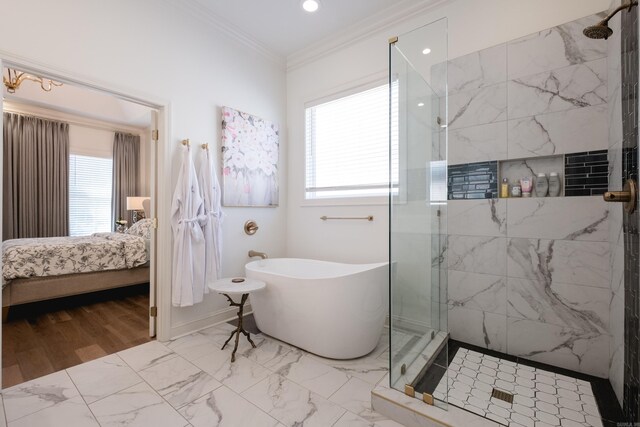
69,154,113,236
305,83,398,199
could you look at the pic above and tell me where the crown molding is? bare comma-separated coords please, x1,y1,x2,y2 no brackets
286,0,453,72
168,0,286,68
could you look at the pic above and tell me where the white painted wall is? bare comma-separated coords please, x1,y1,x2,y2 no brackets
285,0,610,262
0,0,287,339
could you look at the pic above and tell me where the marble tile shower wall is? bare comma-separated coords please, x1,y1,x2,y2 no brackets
441,14,608,166
442,12,614,378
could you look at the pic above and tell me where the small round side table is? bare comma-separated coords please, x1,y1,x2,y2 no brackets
209,277,266,362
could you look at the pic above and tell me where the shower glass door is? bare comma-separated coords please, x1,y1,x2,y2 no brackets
389,18,448,408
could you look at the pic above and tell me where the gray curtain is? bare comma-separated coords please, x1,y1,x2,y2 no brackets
112,132,140,227
3,113,69,240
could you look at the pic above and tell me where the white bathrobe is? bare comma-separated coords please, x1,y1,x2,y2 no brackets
196,148,224,286
171,145,207,307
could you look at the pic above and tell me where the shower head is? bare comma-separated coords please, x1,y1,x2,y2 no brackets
583,1,637,40
583,22,614,39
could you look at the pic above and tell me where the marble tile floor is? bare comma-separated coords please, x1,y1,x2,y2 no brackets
0,321,404,427
433,347,604,427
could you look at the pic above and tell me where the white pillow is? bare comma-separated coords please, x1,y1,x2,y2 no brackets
126,218,153,240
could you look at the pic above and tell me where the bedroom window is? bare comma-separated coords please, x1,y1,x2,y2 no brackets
304,82,398,200
69,154,113,236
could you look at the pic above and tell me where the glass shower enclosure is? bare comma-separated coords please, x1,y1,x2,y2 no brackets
389,18,448,408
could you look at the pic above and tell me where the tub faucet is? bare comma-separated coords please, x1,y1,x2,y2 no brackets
248,250,268,259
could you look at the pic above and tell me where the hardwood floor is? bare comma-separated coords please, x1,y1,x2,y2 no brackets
2,284,151,388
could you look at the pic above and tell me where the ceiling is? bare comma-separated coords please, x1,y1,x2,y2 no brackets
192,0,431,57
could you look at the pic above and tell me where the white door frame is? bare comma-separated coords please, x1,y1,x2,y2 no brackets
0,56,4,392
0,52,173,388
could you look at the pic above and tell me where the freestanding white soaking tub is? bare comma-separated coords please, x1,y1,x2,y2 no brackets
245,258,388,359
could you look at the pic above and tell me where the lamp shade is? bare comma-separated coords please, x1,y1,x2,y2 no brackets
126,196,149,210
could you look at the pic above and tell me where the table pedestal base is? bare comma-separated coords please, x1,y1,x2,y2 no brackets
221,293,256,362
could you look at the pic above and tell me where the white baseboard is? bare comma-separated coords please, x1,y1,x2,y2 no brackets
167,303,253,341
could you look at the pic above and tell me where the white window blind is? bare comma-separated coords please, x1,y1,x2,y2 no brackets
305,83,398,199
69,154,113,236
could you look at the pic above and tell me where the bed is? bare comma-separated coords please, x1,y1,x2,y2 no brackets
1,219,153,320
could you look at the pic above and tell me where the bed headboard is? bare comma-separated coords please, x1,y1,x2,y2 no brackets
142,198,151,217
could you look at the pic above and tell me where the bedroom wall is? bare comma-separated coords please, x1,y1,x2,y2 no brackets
285,0,610,263
0,0,287,339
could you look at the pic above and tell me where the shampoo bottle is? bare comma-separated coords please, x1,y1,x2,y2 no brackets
548,172,561,197
534,173,548,197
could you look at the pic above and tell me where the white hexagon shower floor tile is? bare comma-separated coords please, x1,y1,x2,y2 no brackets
432,348,604,427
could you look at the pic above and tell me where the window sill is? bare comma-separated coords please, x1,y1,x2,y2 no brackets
301,196,389,207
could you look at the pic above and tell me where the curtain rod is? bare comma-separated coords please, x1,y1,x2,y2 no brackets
3,104,144,136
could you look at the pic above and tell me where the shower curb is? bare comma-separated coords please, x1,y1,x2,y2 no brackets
371,386,500,427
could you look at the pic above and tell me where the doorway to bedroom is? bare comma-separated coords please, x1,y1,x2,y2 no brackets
1,66,159,388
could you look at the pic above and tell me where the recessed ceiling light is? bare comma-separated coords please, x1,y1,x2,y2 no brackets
417,102,425,107
302,0,320,12
422,48,431,55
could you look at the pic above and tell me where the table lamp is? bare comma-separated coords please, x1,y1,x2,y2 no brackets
126,196,149,223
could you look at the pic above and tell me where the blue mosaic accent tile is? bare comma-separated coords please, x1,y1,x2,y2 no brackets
447,161,498,200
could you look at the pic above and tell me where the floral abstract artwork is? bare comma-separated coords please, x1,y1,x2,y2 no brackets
221,106,279,207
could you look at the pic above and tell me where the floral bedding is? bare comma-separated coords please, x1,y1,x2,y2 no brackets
2,232,148,285
126,218,153,240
